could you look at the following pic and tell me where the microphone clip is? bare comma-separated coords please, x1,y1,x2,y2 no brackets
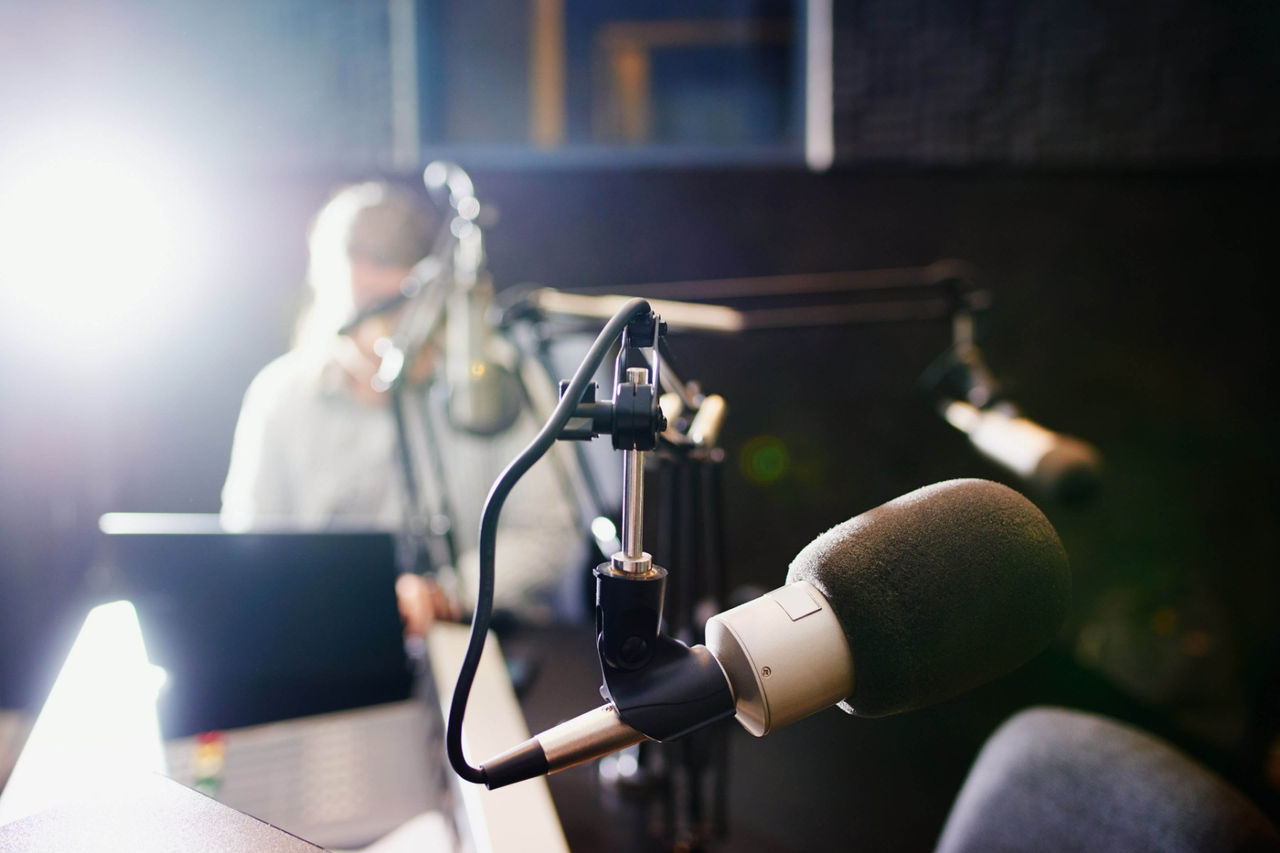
556,310,669,450
595,560,735,741
601,633,735,742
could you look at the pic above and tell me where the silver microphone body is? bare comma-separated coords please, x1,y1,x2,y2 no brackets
944,400,1101,501
703,580,853,736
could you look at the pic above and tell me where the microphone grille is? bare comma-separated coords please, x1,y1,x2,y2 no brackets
786,479,1070,717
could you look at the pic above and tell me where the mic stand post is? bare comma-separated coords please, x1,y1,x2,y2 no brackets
375,161,487,580
375,260,459,581
550,313,735,848
555,313,736,850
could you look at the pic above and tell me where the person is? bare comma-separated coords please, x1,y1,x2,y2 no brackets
221,180,583,632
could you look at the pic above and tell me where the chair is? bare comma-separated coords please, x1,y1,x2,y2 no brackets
937,707,1280,853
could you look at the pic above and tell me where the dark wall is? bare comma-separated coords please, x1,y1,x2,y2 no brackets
443,167,1280,835
830,0,1280,167
477,168,1279,747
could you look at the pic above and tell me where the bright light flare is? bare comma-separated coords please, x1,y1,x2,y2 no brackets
0,122,212,360
0,601,167,826
590,516,618,544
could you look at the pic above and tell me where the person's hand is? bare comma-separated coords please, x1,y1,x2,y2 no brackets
396,573,462,637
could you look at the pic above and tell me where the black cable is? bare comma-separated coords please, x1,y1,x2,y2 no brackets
447,297,652,785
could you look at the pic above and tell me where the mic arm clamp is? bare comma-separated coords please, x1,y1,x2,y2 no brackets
554,310,668,449
599,628,735,743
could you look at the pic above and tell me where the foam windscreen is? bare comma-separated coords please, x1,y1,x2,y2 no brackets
786,479,1070,717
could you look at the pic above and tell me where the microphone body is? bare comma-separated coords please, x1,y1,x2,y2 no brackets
444,274,521,436
441,214,521,436
420,159,522,436
944,401,1101,503
477,479,1070,788
703,581,852,735
923,340,1101,503
688,394,728,448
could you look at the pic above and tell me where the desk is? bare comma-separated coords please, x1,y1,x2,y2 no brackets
0,772,326,852
0,605,568,853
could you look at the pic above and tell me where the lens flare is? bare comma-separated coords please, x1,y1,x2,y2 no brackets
0,119,212,361
739,435,791,485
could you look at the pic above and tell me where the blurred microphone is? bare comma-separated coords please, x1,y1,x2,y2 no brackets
928,341,1102,503
443,272,521,436
688,394,727,448
943,400,1101,505
478,479,1070,788
424,160,522,436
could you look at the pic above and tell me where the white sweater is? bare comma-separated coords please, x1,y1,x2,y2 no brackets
221,348,583,620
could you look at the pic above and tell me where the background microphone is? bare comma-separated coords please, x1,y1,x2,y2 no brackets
942,400,1102,505
924,339,1102,504
442,269,522,436
477,478,1070,788
423,160,522,436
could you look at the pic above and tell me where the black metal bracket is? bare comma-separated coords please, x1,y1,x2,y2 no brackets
600,633,735,742
556,310,668,449
593,559,733,741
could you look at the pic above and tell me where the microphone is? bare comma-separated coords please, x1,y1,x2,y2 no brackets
922,338,1101,503
688,394,727,448
423,160,522,436
443,272,522,436
943,400,1101,505
477,479,1070,788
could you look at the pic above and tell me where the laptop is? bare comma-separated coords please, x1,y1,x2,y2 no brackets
93,520,415,737
91,517,450,849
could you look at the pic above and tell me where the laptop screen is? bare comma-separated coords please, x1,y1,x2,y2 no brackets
94,523,413,737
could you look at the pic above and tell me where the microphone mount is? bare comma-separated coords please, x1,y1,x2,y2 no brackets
553,308,734,741
555,310,667,450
